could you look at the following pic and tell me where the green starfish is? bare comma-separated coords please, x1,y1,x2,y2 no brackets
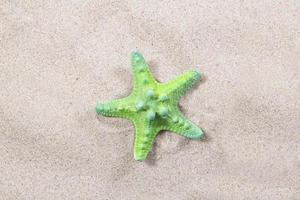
96,52,204,161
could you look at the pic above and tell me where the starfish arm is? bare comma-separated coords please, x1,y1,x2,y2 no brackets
162,70,200,100
96,96,136,119
165,112,204,139
133,118,158,161
131,51,157,92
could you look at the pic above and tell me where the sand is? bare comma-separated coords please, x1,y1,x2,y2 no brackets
0,0,299,199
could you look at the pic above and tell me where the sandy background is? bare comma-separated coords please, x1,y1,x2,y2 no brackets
1,0,300,199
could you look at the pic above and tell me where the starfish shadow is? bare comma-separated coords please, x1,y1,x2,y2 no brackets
200,130,211,143
96,114,132,134
147,60,160,78
145,137,159,166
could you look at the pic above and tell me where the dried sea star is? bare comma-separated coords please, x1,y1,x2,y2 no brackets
96,52,204,161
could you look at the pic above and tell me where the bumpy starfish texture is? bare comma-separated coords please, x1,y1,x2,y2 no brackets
96,52,204,161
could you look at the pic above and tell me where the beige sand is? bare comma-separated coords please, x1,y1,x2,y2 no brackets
0,1,299,199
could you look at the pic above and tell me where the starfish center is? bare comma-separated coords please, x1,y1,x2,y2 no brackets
135,88,170,121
